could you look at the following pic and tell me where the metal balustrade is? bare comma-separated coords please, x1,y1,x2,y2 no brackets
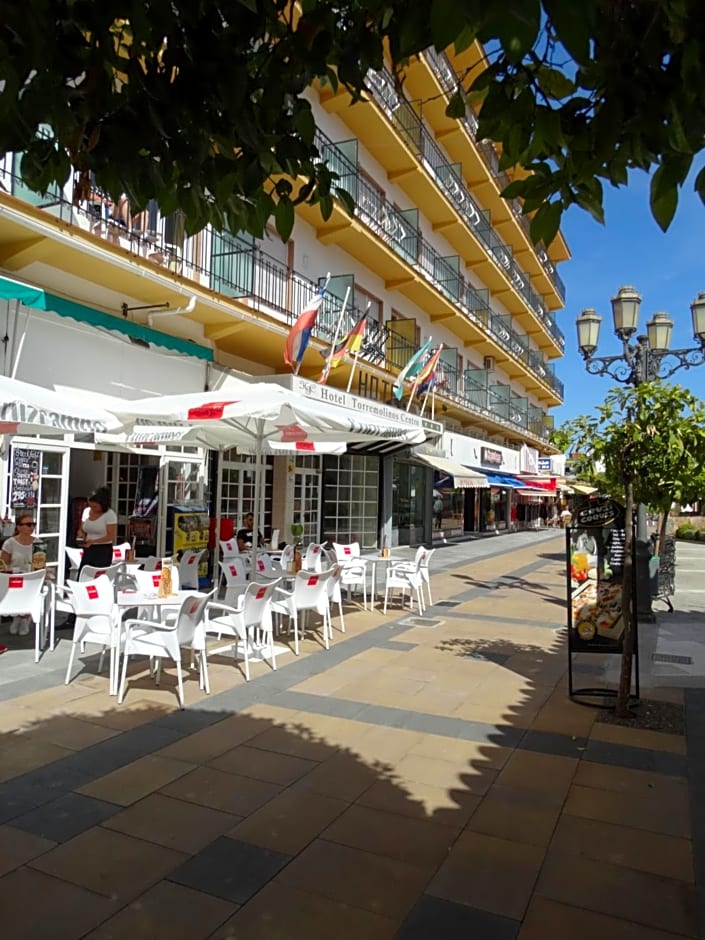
365,66,565,341
314,127,562,400
422,48,566,304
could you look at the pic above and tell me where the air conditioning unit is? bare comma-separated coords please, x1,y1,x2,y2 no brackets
483,356,496,371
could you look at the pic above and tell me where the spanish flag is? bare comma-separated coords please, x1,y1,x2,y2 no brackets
411,344,444,399
319,310,369,382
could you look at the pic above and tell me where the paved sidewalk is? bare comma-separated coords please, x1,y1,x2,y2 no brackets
0,531,701,939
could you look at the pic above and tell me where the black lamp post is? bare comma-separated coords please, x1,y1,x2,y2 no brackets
576,286,705,617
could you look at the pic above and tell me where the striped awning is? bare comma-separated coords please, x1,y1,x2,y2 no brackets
413,454,488,489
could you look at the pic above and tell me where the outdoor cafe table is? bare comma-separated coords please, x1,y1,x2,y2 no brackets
360,552,408,611
116,588,206,618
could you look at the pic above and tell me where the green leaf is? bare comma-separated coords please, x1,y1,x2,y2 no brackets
650,160,690,231
694,166,705,207
536,66,575,101
274,196,295,241
445,90,466,119
529,200,562,247
430,0,467,54
335,186,356,217
541,0,592,64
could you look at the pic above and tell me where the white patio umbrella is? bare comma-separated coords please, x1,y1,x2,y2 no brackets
99,380,427,569
0,374,121,438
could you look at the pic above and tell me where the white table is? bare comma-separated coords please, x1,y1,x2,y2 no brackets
360,553,407,610
116,588,203,616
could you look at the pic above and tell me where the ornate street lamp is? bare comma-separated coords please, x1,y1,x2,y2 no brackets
577,286,705,383
576,285,705,619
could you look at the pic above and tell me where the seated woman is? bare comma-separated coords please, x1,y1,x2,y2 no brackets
1,514,40,636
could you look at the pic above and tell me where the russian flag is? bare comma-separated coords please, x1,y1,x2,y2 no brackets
283,291,325,369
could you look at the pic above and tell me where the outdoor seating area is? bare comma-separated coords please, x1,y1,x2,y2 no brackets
0,535,435,709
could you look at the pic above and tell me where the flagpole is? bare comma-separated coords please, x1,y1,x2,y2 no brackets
293,272,331,377
346,301,371,393
320,286,351,385
406,373,421,412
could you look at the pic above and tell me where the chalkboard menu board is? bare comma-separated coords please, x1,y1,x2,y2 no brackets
10,446,41,509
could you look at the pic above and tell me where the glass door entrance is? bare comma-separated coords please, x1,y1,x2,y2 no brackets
293,466,321,546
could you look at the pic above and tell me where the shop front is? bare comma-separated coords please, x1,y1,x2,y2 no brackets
444,433,523,535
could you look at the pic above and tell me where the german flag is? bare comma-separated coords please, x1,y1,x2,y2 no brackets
319,310,369,382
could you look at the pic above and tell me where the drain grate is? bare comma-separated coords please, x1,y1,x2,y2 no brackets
435,601,461,608
651,653,693,665
399,616,444,629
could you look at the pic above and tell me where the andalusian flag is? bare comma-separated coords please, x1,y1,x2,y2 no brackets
412,344,444,397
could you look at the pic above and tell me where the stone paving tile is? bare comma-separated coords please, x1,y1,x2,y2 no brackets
276,838,429,920
30,825,187,901
167,836,290,905
10,791,120,843
228,786,349,855
161,765,282,817
564,784,690,839
518,897,689,939
0,866,119,940
103,792,240,854
154,713,268,764
209,881,398,940
76,754,196,806
466,784,563,847
356,776,483,829
407,734,513,770
584,738,688,776
398,895,519,940
291,750,382,801
321,803,457,872
590,721,687,755
83,880,236,940
536,850,698,937
11,714,121,751
208,743,319,786
550,814,694,883
573,760,689,800
0,824,56,876
427,830,544,921
495,749,579,799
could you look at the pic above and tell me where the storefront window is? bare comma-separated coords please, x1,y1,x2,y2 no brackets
433,485,464,535
482,486,508,531
323,454,378,547
393,461,429,545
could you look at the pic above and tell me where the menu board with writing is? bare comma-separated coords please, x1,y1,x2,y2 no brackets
10,446,41,510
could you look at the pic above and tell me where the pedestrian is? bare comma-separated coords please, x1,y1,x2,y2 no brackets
433,494,444,528
1,513,40,636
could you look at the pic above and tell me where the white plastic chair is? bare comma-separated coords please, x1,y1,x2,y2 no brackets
383,560,425,614
332,541,361,563
79,562,123,586
142,556,161,572
302,542,324,572
118,590,214,708
278,544,295,574
178,549,205,589
326,563,346,634
339,557,369,609
219,539,240,560
0,570,48,663
219,557,248,605
111,542,133,563
268,528,280,551
203,579,281,683
271,569,334,652
397,547,435,606
252,552,279,581
64,575,122,693
65,546,83,580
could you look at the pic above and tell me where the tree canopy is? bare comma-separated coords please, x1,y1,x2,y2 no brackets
1,0,703,244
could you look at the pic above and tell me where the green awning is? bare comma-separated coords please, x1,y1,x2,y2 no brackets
0,274,213,362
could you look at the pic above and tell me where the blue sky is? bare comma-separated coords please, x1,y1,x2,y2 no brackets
552,160,705,425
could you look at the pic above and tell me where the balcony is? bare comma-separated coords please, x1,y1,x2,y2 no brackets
320,65,565,350
299,130,563,404
410,48,567,307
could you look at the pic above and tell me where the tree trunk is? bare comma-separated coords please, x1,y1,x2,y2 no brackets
616,480,636,717
658,509,669,555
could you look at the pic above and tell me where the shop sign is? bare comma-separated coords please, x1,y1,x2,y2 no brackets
574,498,622,529
10,446,41,509
537,457,552,473
481,446,503,467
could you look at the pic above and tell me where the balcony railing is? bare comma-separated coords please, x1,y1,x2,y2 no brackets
0,157,562,418
316,128,563,400
365,66,566,337
422,48,566,304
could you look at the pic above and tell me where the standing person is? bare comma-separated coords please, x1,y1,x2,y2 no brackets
1,513,39,636
77,487,117,574
433,494,444,528
236,512,264,553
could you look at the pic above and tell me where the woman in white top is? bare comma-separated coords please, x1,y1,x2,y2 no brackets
77,487,117,574
1,513,38,635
